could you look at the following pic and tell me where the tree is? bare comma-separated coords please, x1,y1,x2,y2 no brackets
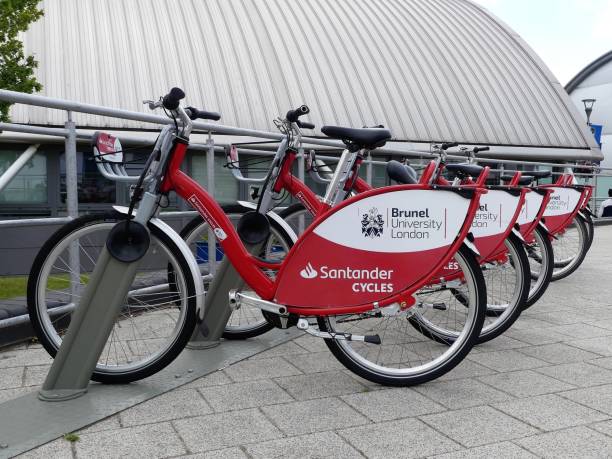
0,0,43,122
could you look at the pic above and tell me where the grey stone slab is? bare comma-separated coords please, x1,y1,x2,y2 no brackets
199,379,293,412
413,378,514,410
436,359,497,381
75,422,187,458
76,415,121,435
180,370,232,390
509,317,558,331
23,365,50,387
249,341,310,360
535,362,612,387
173,408,284,453
0,348,53,369
468,336,528,354
339,417,461,459
560,384,612,416
478,370,576,398
0,366,23,390
15,438,73,459
341,387,445,422
505,327,569,346
469,350,549,372
292,335,329,353
529,311,584,326
517,343,601,364
120,388,213,427
590,420,612,437
516,426,612,458
223,357,302,382
177,448,249,459
421,406,538,447
261,397,368,436
429,441,538,459
548,323,612,340
274,371,367,401
568,337,612,356
285,351,344,374
245,431,362,459
590,356,612,370
493,394,609,431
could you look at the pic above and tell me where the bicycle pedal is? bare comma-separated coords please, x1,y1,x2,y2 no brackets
432,302,448,311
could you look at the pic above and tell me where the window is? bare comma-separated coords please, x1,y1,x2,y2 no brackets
0,149,47,203
59,151,116,204
191,154,239,204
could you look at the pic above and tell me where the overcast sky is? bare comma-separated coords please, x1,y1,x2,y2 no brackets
474,0,612,85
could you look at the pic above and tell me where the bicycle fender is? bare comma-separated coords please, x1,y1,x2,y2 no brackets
463,238,480,257
112,206,206,319
237,201,298,243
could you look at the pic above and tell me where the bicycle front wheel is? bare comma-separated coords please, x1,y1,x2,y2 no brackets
27,211,197,384
524,225,554,308
317,245,486,386
550,216,589,281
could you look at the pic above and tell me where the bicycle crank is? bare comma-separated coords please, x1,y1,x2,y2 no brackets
297,319,381,344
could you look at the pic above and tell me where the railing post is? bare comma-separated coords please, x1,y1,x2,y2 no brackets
65,111,80,298
366,153,373,186
206,133,216,276
298,147,306,234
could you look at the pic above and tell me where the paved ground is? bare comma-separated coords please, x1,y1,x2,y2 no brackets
4,227,612,458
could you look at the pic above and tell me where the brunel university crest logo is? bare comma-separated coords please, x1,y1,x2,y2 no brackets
361,207,385,238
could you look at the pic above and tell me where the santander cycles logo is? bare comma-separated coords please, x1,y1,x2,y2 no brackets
300,262,318,279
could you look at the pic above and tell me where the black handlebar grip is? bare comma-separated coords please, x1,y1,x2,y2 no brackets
473,146,490,153
186,106,221,121
162,87,186,110
286,105,310,123
441,142,459,150
297,120,315,130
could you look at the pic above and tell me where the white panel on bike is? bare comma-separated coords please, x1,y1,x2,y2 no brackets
469,190,520,238
544,187,582,217
312,189,469,253
516,191,544,225
94,133,123,163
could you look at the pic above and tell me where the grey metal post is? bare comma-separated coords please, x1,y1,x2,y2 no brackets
65,112,80,298
592,172,598,211
39,247,141,401
187,241,263,349
206,134,216,277
366,153,373,186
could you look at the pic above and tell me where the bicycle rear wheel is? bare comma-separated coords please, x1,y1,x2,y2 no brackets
318,245,486,386
27,211,197,384
523,225,554,308
550,216,589,281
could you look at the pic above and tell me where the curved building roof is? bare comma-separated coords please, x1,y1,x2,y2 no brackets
10,0,600,155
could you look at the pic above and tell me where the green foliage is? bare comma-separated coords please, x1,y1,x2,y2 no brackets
63,433,80,443
0,0,44,122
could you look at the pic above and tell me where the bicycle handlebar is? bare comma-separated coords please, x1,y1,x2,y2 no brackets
297,120,315,130
473,146,490,154
162,87,185,110
186,106,221,121
441,142,459,150
286,105,310,123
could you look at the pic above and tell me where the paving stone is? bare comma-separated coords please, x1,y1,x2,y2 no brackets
338,417,461,458
0,386,36,403
23,365,50,387
517,343,601,364
516,426,612,458
421,406,538,447
469,350,549,372
245,431,362,459
249,341,310,360
493,393,608,431
429,441,538,459
548,323,612,339
478,369,576,397
529,311,583,326
568,337,612,356
199,379,293,412
174,408,284,453
413,378,513,410
468,336,527,354
590,420,612,437
75,422,186,458
509,317,558,330
180,370,232,389
223,357,302,382
274,370,366,401
177,448,249,458
435,359,497,382
261,397,368,436
120,388,212,426
0,366,23,390
341,387,445,422
560,384,612,416
590,356,612,370
292,335,329,353
0,347,53,369
285,351,344,374
77,415,122,435
535,362,612,387
16,438,73,459
505,327,568,346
